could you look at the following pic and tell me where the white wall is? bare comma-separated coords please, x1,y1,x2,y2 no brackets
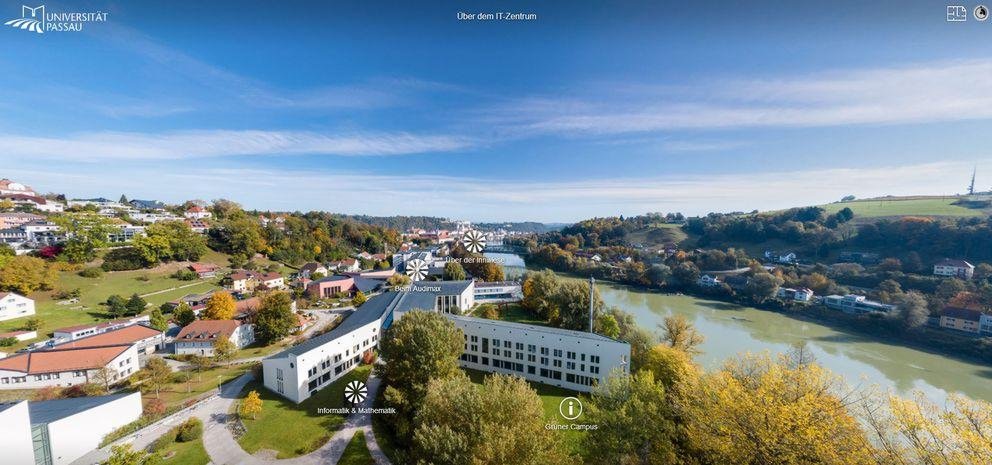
0,401,34,465
46,392,143,465
0,293,35,322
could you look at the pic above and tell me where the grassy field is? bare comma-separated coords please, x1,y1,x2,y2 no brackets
0,248,298,351
236,365,373,458
159,438,209,465
339,431,375,465
626,223,688,251
821,197,987,218
153,364,255,411
497,303,549,327
463,368,585,455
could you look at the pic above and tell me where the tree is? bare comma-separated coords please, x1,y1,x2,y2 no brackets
686,354,875,465
253,291,297,344
891,291,929,330
387,273,411,287
595,312,620,339
239,390,263,420
23,317,42,331
413,374,571,465
213,336,237,361
144,221,208,261
379,310,464,444
203,292,236,319
131,234,172,265
148,308,168,331
646,263,672,287
975,263,992,282
173,302,196,327
139,357,172,398
443,261,466,281
106,294,129,318
785,341,817,368
189,355,212,381
745,272,782,304
522,270,562,321
53,213,116,263
661,314,705,355
583,371,677,465
104,444,162,465
640,343,700,392
0,255,58,294
126,293,147,316
351,290,367,307
92,366,117,391
673,262,701,287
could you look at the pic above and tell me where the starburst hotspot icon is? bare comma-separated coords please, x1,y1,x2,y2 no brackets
404,258,429,281
344,380,367,404
462,229,487,253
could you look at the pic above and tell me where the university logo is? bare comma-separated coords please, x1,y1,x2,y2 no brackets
4,4,108,34
5,5,45,34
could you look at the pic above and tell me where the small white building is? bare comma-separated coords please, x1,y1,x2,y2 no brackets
933,259,975,279
175,320,255,356
0,344,140,390
698,275,722,287
52,315,150,343
183,205,212,220
473,281,523,303
3,392,143,465
0,292,35,322
777,287,814,302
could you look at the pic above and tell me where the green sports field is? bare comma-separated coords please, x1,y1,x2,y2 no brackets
821,197,987,218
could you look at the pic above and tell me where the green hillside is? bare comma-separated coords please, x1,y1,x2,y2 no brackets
821,196,989,219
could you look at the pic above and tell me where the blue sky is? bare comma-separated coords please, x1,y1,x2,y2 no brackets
2,0,991,221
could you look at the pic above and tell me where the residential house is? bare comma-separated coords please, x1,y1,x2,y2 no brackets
107,223,145,243
52,315,150,342
298,262,329,279
0,212,44,229
356,252,373,261
188,263,220,278
764,250,797,264
183,205,212,220
933,259,975,279
0,193,63,213
307,276,356,299
939,307,982,334
980,313,992,336
823,294,896,314
185,219,209,234
0,292,35,322
0,179,37,196
1,392,143,465
777,287,815,302
328,258,361,273
167,292,215,313
698,275,722,287
228,270,286,293
175,320,255,356
128,199,166,210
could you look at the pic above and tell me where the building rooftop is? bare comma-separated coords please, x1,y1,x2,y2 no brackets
273,291,402,358
51,325,161,349
176,320,241,343
936,259,975,269
28,392,135,425
941,306,983,321
0,345,130,374
446,313,623,343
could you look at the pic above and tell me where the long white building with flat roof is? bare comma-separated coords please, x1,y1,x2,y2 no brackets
262,282,631,402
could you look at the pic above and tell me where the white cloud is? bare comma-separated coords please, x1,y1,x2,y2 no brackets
6,159,988,222
0,130,475,160
497,59,992,135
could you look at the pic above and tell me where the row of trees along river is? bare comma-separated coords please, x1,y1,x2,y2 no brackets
486,251,992,405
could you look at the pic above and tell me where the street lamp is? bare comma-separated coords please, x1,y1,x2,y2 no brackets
217,375,222,392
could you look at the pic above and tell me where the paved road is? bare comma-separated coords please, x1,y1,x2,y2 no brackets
73,308,392,465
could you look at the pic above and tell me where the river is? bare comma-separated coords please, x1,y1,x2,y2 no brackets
487,252,992,404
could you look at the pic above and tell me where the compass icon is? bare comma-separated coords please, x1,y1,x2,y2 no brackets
462,230,487,253
405,258,429,281
344,380,367,404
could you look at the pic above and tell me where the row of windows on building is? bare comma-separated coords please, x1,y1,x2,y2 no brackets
458,353,599,387
463,335,601,372
0,367,119,384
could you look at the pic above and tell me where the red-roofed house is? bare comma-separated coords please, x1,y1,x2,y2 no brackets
939,306,983,334
228,270,286,293
184,205,212,220
53,325,164,355
188,263,219,278
52,315,150,342
175,320,255,356
328,258,360,273
0,344,139,389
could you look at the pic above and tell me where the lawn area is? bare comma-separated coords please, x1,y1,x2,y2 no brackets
463,368,586,455
497,303,549,327
339,431,375,465
152,363,255,411
235,340,294,359
0,262,223,351
821,197,986,218
158,438,209,465
236,364,373,458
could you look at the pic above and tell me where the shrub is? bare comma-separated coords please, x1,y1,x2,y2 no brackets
136,274,151,282
53,288,82,300
101,247,147,271
176,418,203,442
0,337,17,347
148,432,175,453
145,398,166,416
296,435,330,455
172,269,198,281
33,386,61,401
78,267,103,278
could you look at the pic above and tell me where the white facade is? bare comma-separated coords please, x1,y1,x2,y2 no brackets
262,318,379,403
698,275,721,287
933,260,975,279
52,315,150,342
174,324,255,356
0,292,35,322
474,281,523,303
448,314,631,392
0,401,34,465
32,392,143,465
0,345,139,390
777,287,814,302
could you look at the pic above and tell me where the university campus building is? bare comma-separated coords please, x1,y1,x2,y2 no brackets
262,280,630,403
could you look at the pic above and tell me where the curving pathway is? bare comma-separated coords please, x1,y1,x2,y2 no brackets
197,370,391,465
